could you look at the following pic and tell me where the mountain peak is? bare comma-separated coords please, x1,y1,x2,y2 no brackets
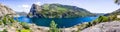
28,3,94,18
28,4,42,18
32,3,40,6
30,4,42,12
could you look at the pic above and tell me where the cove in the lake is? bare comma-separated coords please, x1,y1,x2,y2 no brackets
14,16,98,28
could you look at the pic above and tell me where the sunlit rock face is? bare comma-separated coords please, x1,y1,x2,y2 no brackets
0,3,15,16
82,21,120,32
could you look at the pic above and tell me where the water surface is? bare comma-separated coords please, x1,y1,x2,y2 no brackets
14,16,98,28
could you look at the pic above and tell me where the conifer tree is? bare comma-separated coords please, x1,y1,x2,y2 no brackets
49,20,60,32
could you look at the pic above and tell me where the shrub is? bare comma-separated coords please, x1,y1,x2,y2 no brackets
2,29,7,32
20,29,30,32
0,20,3,25
20,22,30,29
49,20,60,32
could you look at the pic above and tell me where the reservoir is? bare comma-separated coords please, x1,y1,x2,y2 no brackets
14,16,98,28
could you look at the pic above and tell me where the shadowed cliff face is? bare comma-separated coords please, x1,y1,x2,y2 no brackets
29,4,42,15
28,4,94,18
0,3,15,16
28,4,43,18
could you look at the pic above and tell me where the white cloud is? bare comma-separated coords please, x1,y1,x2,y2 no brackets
16,2,41,13
18,4,31,13
34,2,41,5
22,5,30,8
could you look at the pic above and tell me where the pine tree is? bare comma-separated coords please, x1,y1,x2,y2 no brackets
49,20,60,32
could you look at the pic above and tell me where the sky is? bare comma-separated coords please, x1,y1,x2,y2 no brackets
0,0,120,13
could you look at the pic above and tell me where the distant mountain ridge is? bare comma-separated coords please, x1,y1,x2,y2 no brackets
104,8,120,16
110,8,120,15
28,4,94,18
16,12,27,16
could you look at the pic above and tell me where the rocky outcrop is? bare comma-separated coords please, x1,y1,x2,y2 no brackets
82,21,120,32
28,4,43,18
0,3,15,16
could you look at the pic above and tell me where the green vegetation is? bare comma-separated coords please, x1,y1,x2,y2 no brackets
91,16,109,25
75,16,111,32
0,15,32,32
20,22,30,29
2,29,7,32
0,15,17,25
19,29,31,32
49,20,60,32
30,4,94,18
16,29,31,32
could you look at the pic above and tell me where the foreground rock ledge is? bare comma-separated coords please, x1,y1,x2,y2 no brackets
82,21,120,32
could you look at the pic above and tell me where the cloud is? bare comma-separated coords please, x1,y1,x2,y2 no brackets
34,2,41,5
18,4,31,13
21,5,30,8
16,2,41,13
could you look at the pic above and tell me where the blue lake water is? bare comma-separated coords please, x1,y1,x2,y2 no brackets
14,16,98,28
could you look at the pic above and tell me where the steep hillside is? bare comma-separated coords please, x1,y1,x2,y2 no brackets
110,8,120,15
0,3,15,16
28,4,94,18
104,8,120,16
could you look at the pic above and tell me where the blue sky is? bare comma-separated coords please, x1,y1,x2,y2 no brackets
0,0,120,13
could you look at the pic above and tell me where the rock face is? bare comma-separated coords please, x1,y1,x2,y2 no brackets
28,4,94,18
28,4,43,18
0,3,15,16
82,21,120,32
